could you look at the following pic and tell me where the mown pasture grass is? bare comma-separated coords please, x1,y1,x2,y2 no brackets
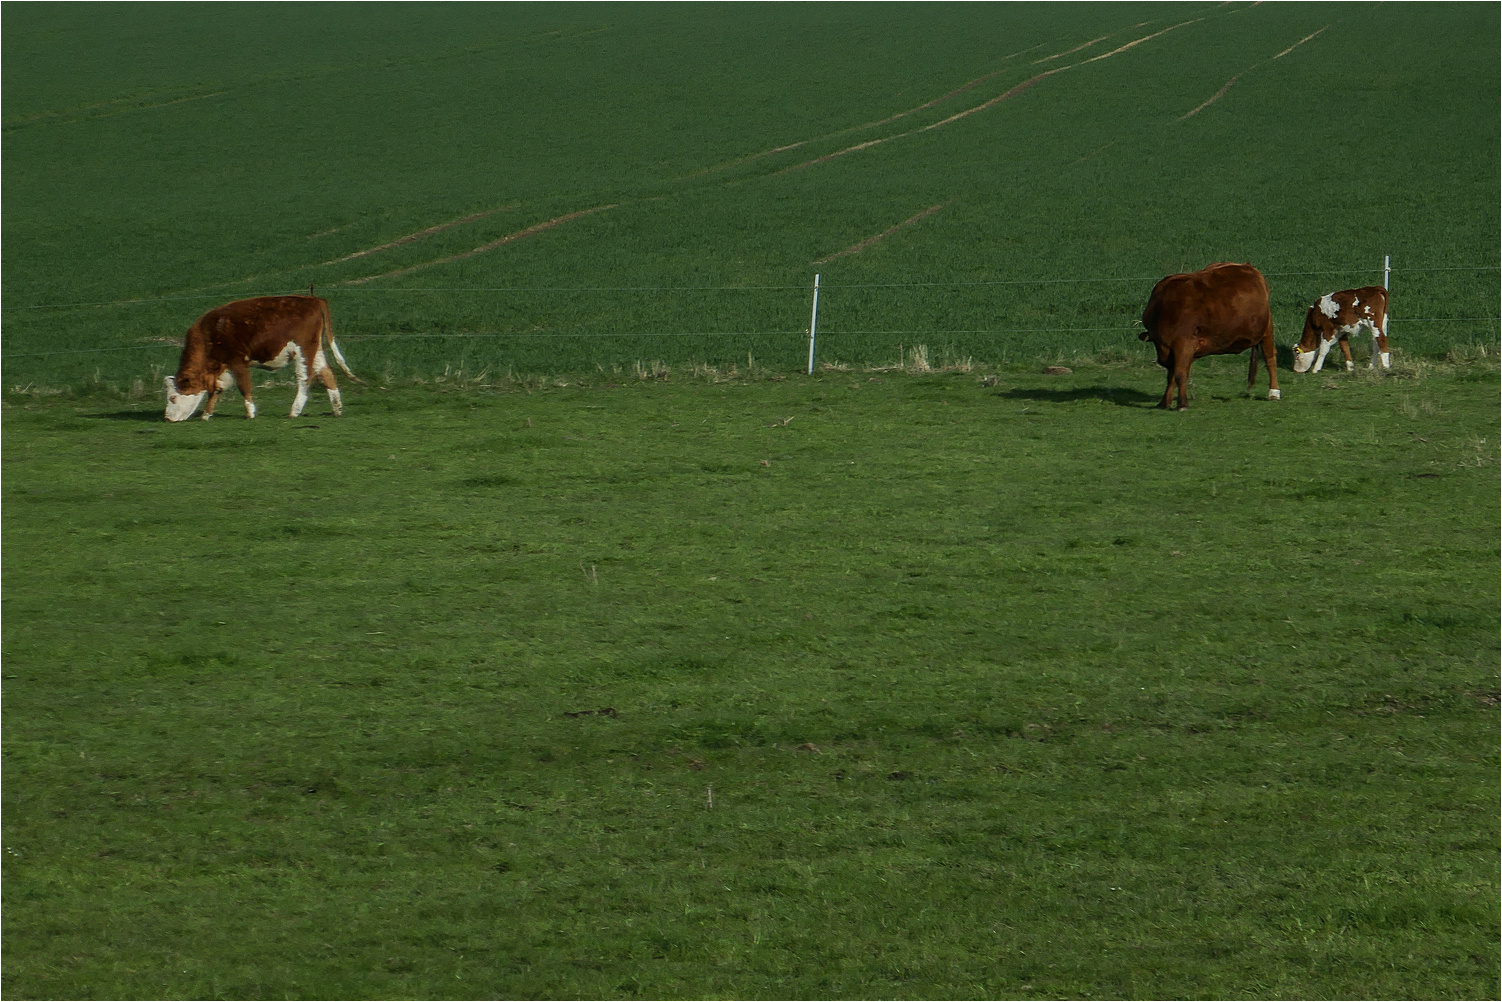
3,3,1497,387
3,357,1497,999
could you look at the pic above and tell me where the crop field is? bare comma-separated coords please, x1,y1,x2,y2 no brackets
4,3,1499,1000
2,2,1498,387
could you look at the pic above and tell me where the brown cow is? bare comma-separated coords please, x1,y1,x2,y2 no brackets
1291,286,1390,373
164,295,358,422
1139,262,1280,410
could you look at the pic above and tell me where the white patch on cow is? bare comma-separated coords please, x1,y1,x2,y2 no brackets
1318,294,1340,318
289,343,310,417
328,387,343,416
1382,314,1388,336
1267,388,1281,400
217,370,234,390
1345,360,1355,371
312,348,327,374
258,343,298,371
1351,297,1359,309
1379,351,1391,368
245,399,257,419
1313,336,1337,372
163,376,207,422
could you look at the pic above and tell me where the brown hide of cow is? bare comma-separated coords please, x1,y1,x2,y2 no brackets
1139,262,1279,410
168,296,348,421
1294,286,1390,372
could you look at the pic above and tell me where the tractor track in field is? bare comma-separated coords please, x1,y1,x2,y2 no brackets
1178,23,1331,121
1273,26,1329,59
339,205,619,285
2,88,229,131
114,4,1331,300
1179,71,1250,121
674,32,1111,182
321,206,517,265
813,204,946,265
677,46,1045,180
1032,34,1115,64
773,17,1205,177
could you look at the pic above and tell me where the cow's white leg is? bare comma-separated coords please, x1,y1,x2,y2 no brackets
245,399,257,419
1313,337,1336,372
1363,323,1391,369
1354,321,1388,369
288,345,310,417
311,359,343,416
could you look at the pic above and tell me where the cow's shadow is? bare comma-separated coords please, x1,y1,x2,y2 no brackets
89,410,163,422
997,386,1159,407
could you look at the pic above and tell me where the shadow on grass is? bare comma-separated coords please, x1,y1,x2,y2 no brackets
997,386,1160,406
87,410,164,422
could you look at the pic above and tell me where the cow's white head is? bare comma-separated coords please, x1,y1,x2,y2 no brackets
1291,308,1321,373
164,375,207,422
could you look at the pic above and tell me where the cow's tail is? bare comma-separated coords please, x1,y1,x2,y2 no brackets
319,298,363,383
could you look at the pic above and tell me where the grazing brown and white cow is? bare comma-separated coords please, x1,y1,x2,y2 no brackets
164,295,358,422
1291,286,1390,373
1139,261,1280,410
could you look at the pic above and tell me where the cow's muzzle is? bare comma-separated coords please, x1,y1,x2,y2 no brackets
164,377,207,421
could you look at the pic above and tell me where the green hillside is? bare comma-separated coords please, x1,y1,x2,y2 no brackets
3,3,1497,386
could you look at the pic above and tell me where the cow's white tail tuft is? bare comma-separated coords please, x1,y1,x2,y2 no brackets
319,299,363,383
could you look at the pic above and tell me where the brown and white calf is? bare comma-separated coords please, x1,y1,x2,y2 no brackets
1139,261,1280,410
1291,286,1390,373
164,295,359,422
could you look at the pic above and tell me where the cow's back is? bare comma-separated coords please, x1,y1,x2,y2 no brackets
1142,263,1268,338
194,296,325,362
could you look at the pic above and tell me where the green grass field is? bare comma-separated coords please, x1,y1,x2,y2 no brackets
4,357,1498,998
4,3,1499,999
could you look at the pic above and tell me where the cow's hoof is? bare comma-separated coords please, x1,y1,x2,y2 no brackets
200,413,213,421
1267,389,1281,400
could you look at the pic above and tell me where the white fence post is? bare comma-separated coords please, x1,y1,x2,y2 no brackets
806,273,821,375
1383,254,1390,290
